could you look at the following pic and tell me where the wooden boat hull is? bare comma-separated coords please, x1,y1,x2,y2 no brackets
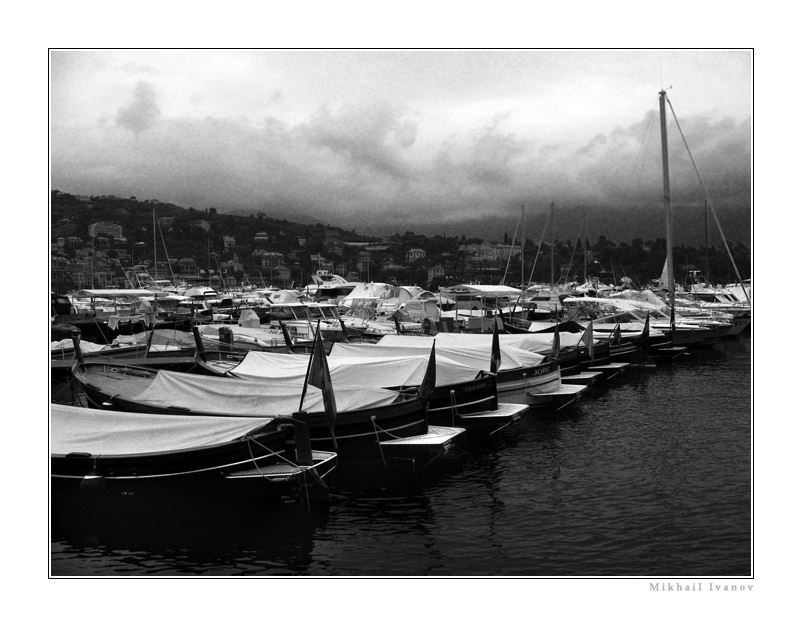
52,449,337,503
51,406,338,502
405,374,498,423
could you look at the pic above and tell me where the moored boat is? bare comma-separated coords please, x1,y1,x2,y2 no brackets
69,333,464,465
361,332,588,409
192,332,529,435
51,403,337,502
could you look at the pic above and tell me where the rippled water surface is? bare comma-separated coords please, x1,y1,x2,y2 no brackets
51,336,751,576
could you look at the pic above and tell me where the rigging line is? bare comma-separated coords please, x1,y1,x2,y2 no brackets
562,217,585,285
501,211,522,286
527,212,550,287
155,218,177,285
666,96,751,305
118,259,136,289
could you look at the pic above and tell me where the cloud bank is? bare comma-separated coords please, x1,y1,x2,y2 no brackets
51,78,750,236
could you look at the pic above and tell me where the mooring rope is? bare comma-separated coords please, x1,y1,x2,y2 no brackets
370,416,388,470
246,431,313,512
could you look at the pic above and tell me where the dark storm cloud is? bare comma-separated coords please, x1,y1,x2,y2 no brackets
52,88,749,235
301,102,417,180
115,81,160,134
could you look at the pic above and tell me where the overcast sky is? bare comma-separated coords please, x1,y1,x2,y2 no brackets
50,49,752,235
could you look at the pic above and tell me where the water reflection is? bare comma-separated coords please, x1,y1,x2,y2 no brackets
51,493,327,576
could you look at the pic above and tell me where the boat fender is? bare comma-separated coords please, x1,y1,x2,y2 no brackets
79,459,107,496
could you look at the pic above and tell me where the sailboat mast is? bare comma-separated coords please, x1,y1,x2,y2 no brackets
549,201,555,287
520,204,525,289
153,208,158,281
583,210,588,284
704,199,710,282
659,89,675,326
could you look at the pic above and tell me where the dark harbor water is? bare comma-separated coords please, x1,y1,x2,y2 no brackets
50,335,751,577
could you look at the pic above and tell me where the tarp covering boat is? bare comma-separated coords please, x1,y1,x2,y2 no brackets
374,331,563,356
563,294,666,312
331,339,545,371
125,369,403,416
339,282,393,308
51,338,108,354
51,404,276,456
230,351,483,388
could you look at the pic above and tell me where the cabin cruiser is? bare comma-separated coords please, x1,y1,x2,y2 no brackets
304,270,357,305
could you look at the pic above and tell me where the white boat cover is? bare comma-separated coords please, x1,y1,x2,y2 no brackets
339,282,393,308
51,339,108,354
126,370,403,416
503,331,586,351
230,351,483,388
375,332,558,356
51,404,276,456
578,292,668,311
332,339,544,372
264,289,306,303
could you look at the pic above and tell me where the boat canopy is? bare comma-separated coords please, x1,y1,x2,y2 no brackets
184,286,218,299
125,370,403,416
231,351,482,388
264,289,306,303
51,404,276,456
339,282,393,308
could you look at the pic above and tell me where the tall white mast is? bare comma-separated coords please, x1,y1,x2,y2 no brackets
659,89,675,328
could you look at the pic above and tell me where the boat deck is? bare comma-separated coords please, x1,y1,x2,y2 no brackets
527,383,588,408
561,371,603,386
225,451,336,479
458,402,530,421
587,362,631,378
380,425,465,447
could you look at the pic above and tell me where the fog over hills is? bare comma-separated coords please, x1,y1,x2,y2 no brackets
375,204,752,246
